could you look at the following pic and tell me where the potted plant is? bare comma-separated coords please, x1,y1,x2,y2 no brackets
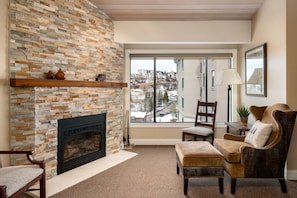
237,105,250,126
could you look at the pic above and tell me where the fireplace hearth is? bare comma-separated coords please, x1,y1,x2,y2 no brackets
57,113,106,174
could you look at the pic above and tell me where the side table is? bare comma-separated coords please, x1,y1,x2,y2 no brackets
225,122,252,135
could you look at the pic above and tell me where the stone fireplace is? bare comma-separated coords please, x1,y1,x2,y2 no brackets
57,113,106,174
10,86,125,179
9,0,126,179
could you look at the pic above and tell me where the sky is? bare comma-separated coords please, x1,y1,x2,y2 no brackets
130,59,177,74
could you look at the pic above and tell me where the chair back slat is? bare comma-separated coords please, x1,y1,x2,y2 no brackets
195,100,217,131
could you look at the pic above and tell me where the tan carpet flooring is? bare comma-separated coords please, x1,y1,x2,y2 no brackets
49,145,297,198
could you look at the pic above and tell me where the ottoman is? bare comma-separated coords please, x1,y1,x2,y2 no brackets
175,141,224,195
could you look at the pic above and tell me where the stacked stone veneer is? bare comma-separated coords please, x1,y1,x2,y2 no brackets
9,0,125,179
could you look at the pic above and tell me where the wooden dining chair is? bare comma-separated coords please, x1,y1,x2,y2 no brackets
182,100,218,144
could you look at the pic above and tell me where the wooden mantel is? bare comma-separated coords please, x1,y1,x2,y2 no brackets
10,78,128,88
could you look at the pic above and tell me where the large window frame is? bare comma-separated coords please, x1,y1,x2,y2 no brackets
125,49,239,127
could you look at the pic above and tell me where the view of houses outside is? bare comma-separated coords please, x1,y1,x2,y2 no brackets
130,58,178,123
130,57,231,123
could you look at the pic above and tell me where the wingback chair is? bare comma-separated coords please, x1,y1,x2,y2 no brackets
0,151,46,198
214,103,297,194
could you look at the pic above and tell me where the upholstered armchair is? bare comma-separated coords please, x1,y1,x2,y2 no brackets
214,103,297,194
0,151,46,198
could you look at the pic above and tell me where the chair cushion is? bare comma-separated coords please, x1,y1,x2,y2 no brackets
182,126,213,136
175,141,224,167
214,139,251,163
244,120,272,147
0,165,43,197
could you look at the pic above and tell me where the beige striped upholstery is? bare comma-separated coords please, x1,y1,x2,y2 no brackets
0,165,43,197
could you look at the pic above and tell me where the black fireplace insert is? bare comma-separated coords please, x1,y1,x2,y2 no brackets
57,113,106,174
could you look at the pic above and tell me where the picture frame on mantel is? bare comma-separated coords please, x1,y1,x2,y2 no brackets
245,43,267,97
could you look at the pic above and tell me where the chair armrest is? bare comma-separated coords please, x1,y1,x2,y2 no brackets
224,133,245,141
0,151,44,169
0,151,46,198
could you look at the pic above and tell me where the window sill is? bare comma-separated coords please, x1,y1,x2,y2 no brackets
130,122,226,128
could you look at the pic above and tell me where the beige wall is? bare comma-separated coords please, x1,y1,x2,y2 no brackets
115,21,251,44
129,125,226,145
240,0,286,107
0,0,10,165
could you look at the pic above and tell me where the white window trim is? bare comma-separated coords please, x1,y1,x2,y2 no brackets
124,48,239,127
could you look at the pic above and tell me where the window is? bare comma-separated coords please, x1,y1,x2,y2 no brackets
128,51,235,124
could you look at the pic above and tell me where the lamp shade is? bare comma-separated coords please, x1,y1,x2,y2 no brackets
216,69,242,85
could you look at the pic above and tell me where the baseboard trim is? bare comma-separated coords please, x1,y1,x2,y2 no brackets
286,169,297,180
130,138,181,145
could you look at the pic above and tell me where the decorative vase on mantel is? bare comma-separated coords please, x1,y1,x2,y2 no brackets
45,70,55,79
55,68,65,80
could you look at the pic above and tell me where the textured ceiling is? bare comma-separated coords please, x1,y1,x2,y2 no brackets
89,0,264,21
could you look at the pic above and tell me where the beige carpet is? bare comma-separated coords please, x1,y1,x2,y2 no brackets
49,145,297,198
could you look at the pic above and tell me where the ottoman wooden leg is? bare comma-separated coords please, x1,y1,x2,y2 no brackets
231,178,237,194
177,164,179,174
184,178,188,195
218,177,224,194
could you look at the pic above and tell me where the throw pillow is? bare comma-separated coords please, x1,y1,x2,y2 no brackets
244,120,273,147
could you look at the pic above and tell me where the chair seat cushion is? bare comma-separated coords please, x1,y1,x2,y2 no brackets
0,165,43,197
175,141,224,167
214,139,251,163
182,126,213,136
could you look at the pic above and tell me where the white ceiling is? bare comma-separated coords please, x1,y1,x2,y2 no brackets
89,0,264,21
